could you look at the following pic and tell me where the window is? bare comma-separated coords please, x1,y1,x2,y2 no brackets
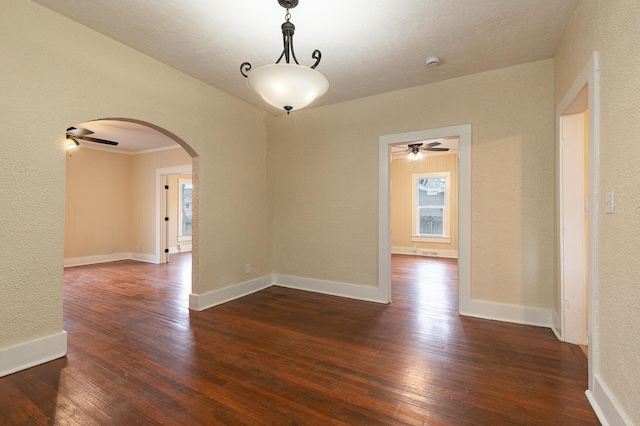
178,178,192,241
411,172,451,243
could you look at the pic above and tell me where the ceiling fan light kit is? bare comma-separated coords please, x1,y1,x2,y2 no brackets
65,126,119,149
65,137,79,151
240,0,328,115
407,142,449,161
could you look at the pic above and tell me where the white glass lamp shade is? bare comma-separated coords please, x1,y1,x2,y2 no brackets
246,63,329,112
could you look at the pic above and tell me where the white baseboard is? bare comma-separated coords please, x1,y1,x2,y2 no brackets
131,252,160,264
587,374,631,426
0,331,67,377
65,252,161,267
168,245,192,254
460,299,552,328
392,246,458,258
190,273,390,312
551,310,562,340
64,252,132,267
189,275,273,311
274,274,389,304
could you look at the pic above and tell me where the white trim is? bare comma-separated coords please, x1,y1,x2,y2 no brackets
391,150,457,159
133,145,184,156
78,143,182,156
556,52,600,393
64,252,132,267
559,111,587,345
411,236,452,244
0,331,67,377
168,244,192,254
189,275,273,311
190,273,390,313
411,171,451,239
65,252,161,267
586,375,632,426
131,252,160,264
156,165,192,265
177,177,193,240
379,124,471,309
551,310,562,340
459,300,552,328
391,246,458,258
274,274,389,304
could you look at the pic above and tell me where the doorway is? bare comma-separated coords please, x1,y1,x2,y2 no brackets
158,168,193,264
558,98,588,346
64,118,198,295
379,124,471,309
556,53,599,395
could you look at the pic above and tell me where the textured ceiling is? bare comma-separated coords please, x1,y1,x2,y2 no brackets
73,120,179,153
33,0,578,117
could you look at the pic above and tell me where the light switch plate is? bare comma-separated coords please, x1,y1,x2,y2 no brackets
605,191,615,214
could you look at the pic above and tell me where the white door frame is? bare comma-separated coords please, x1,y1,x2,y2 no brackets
558,110,587,345
556,52,599,393
379,124,471,307
156,165,192,263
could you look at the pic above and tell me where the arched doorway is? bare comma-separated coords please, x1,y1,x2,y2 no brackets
64,117,199,296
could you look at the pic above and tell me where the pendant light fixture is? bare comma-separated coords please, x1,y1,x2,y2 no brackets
240,0,329,115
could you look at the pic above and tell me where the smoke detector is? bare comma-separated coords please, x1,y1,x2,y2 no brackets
426,57,441,67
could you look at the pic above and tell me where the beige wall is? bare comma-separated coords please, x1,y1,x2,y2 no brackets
267,58,555,308
555,0,640,421
65,148,132,258
391,153,458,253
130,149,192,255
64,147,192,260
6,0,639,420
0,0,269,348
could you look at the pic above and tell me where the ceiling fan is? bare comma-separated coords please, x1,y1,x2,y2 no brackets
66,126,119,148
406,142,449,160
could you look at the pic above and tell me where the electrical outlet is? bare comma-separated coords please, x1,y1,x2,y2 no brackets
245,264,251,274
604,191,615,214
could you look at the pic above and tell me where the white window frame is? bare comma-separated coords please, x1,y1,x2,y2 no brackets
177,178,193,242
411,171,451,243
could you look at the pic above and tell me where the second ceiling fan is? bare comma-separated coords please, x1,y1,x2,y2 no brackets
406,141,449,160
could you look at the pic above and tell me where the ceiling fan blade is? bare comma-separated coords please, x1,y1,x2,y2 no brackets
426,141,441,148
426,147,449,151
78,136,119,146
66,127,94,137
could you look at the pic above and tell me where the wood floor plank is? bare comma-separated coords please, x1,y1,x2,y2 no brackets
0,254,599,424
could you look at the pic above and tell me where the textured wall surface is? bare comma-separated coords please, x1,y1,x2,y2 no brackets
391,154,459,252
65,148,132,258
0,0,269,348
65,147,192,259
267,59,555,309
554,0,640,422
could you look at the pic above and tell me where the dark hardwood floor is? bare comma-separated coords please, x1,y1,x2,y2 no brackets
0,254,599,425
